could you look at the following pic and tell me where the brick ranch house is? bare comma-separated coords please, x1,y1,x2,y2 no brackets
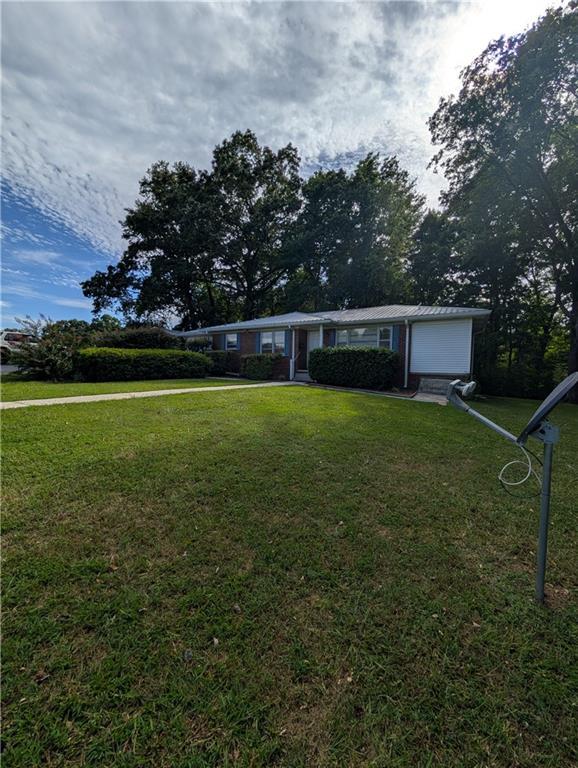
174,304,491,389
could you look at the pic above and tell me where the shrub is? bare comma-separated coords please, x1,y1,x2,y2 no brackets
205,350,241,375
185,335,211,353
241,353,282,380
308,346,400,389
93,327,183,350
11,316,94,381
77,347,211,382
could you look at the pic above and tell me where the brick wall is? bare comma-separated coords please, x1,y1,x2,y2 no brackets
240,331,257,355
272,356,290,380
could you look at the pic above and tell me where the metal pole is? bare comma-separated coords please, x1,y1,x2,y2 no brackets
535,440,554,604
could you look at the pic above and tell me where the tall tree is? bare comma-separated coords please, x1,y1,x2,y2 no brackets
327,154,424,308
429,2,578,378
82,161,225,329
282,168,351,311
83,131,302,327
211,130,302,320
407,210,458,305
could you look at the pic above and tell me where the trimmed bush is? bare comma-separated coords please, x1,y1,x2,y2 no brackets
77,347,211,382
308,346,400,389
241,353,282,380
93,327,183,350
205,350,241,375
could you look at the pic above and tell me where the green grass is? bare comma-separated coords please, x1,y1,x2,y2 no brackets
2,388,577,767
0,375,255,401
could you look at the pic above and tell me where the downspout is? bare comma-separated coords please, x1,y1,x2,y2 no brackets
289,326,296,381
404,319,410,389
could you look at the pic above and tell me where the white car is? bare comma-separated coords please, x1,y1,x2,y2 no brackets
0,330,36,363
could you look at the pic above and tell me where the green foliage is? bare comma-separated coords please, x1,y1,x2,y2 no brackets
82,130,302,327
240,353,282,380
205,350,241,375
184,335,211,352
308,346,399,389
11,316,94,381
283,157,424,312
408,210,459,305
77,347,210,382
89,314,122,333
93,326,182,349
429,3,578,382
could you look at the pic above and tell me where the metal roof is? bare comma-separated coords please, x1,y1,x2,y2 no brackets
173,304,491,336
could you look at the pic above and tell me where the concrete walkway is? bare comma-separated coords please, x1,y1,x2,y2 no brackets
1,381,298,410
1,380,447,410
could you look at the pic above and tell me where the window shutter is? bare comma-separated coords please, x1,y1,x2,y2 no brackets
392,326,400,351
284,330,290,356
255,332,261,352
235,333,240,350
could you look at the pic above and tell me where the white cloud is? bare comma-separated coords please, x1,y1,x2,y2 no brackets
2,1,552,256
52,297,93,309
11,249,61,265
1,282,91,310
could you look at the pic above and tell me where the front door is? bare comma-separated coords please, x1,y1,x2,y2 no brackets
307,329,323,366
297,329,308,370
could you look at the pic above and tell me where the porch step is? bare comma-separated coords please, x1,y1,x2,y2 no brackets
294,371,312,382
417,377,454,396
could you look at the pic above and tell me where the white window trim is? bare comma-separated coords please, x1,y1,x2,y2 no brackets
260,330,285,355
225,333,239,351
335,325,393,349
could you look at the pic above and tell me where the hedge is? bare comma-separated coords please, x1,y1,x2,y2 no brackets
308,346,400,389
241,353,282,380
77,347,211,381
205,350,241,375
93,327,183,350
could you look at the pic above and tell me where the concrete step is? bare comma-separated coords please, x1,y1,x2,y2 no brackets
294,371,312,382
417,377,454,396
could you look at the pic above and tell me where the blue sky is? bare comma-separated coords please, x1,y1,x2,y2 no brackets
1,0,551,327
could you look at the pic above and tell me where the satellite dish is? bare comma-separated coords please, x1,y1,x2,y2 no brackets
447,372,577,604
517,372,578,445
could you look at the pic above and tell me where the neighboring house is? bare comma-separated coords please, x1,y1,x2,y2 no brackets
173,304,491,389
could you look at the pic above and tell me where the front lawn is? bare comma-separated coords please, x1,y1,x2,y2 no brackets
0,375,254,401
2,388,577,767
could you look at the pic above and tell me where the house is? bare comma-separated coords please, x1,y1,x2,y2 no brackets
174,304,491,389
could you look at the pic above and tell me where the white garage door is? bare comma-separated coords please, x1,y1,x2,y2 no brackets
410,319,472,375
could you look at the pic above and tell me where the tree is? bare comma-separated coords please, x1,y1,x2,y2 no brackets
407,210,459,305
326,155,424,308
281,168,351,311
83,131,302,327
210,130,303,319
285,155,423,311
429,2,578,381
82,161,225,329
12,316,94,381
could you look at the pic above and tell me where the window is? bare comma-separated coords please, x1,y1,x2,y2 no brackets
225,333,239,350
378,327,392,349
260,330,285,355
349,327,378,346
334,326,393,348
336,329,348,346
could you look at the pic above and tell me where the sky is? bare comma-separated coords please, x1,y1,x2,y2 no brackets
1,0,553,326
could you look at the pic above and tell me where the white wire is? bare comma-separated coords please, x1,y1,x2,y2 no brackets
498,444,542,490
